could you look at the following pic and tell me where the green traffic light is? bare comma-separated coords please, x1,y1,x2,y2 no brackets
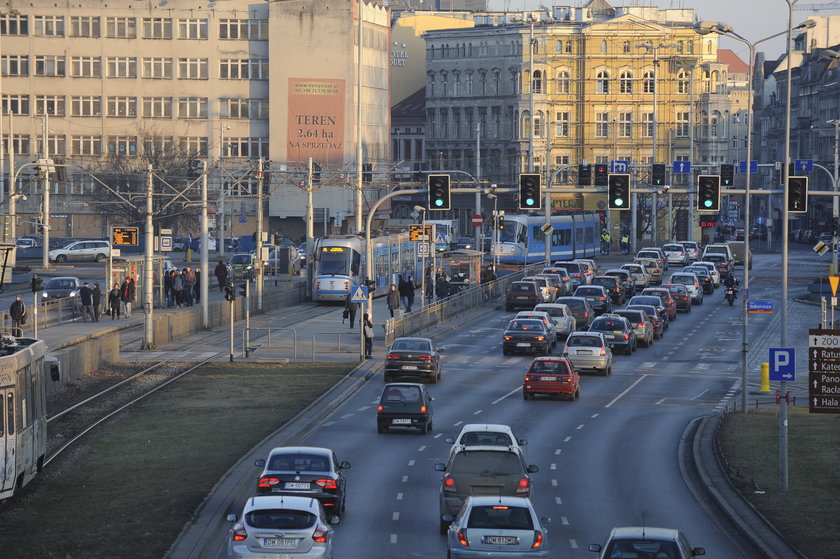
614,198,624,207
525,198,535,206
704,199,713,208
434,198,444,207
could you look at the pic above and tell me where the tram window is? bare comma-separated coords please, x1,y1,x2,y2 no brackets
6,393,14,435
531,226,543,241
551,229,570,246
517,228,527,244
0,395,4,436
351,252,361,275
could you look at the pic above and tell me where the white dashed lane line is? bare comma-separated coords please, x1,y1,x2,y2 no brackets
570,539,579,549
551,479,558,487
401,475,408,483
396,492,404,501
473,409,483,415
554,449,561,455
555,497,563,505
408,460,415,467
550,464,557,470
392,512,400,521
561,517,569,525
340,413,353,419
591,413,599,418
563,436,572,442
390,534,398,544
576,424,584,430
418,445,426,452
453,421,463,427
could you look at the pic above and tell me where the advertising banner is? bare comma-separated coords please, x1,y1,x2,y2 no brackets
287,78,345,165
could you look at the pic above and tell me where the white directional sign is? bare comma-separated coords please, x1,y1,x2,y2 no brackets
809,332,840,348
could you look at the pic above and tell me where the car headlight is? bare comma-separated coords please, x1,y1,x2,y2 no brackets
42,292,48,299
69,291,77,297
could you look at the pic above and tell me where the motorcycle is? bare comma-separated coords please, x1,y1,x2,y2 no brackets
724,286,737,306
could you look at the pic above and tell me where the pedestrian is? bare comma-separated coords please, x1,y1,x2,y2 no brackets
172,270,185,307
183,266,196,306
165,270,174,308
92,282,102,322
344,290,359,329
620,233,630,255
214,259,227,292
193,266,201,304
404,273,416,312
120,276,134,317
79,281,95,322
9,295,26,336
362,313,374,359
387,283,400,318
603,230,611,255
108,283,122,319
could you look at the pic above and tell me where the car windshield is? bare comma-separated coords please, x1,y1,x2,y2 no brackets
267,453,330,472
575,287,602,296
391,340,432,352
450,451,522,475
507,320,544,332
459,432,514,446
383,385,422,403
246,509,317,530
46,279,76,289
467,506,534,530
604,539,680,558
567,335,601,347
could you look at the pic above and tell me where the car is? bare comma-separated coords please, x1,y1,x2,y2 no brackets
589,314,636,355
15,237,38,250
668,272,703,304
523,356,580,400
534,273,565,300
627,295,671,328
506,281,542,312
591,275,624,304
533,303,577,339
626,304,666,339
522,276,553,303
48,239,111,263
562,331,612,375
515,311,558,348
377,383,434,434
665,282,692,312
254,446,350,517
445,424,528,456
228,253,256,279
613,309,654,347
384,337,443,383
701,243,735,265
541,267,573,295
619,263,650,290
453,235,475,250
589,526,705,559
226,495,335,559
551,262,588,287
677,240,701,261
41,276,82,301
641,287,677,321
435,446,539,534
573,260,596,284
636,248,668,271
662,243,690,266
693,261,720,287
684,265,714,294
634,258,663,285
572,285,612,315
554,296,596,330
503,319,552,355
734,227,746,241
603,268,636,299
445,496,551,558
701,253,733,279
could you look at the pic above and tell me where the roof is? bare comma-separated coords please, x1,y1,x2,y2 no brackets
459,423,516,433
391,87,425,118
718,49,750,74
268,446,331,457
464,495,533,507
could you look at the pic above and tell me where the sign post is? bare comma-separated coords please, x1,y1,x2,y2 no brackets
351,286,369,360
808,328,840,413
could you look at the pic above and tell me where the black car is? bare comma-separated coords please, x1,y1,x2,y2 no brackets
589,315,637,355
555,296,596,329
502,319,551,355
603,269,636,299
626,304,666,339
255,446,350,517
377,383,434,434
385,337,443,383
572,285,612,315
684,266,715,294
591,275,624,304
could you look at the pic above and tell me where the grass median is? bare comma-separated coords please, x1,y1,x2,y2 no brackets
718,406,840,558
0,361,352,558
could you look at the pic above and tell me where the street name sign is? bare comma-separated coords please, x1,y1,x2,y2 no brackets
808,328,840,414
747,300,774,313
769,348,795,381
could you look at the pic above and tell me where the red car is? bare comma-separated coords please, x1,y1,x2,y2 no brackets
641,287,677,321
523,357,580,401
664,283,692,312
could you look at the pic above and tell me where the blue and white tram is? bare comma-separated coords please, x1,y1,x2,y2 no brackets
313,233,420,303
1,336,58,500
496,212,600,264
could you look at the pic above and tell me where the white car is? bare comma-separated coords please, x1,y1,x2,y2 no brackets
693,261,720,287
668,272,703,304
620,263,650,289
533,303,577,338
661,243,689,266
677,240,701,261
49,239,111,263
445,423,527,457
589,526,705,559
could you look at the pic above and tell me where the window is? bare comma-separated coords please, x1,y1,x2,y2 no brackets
178,58,208,79
533,112,542,137
1,14,28,35
596,70,609,93
178,19,208,39
106,57,137,78
178,97,208,119
687,40,694,54
34,55,65,77
2,94,30,115
2,55,28,76
676,111,689,137
41,134,66,156
619,71,633,94
532,70,542,94
142,57,173,79
642,112,654,138
623,40,631,54
34,95,65,116
34,16,64,37
71,57,101,78
600,40,607,54
711,111,720,138
565,39,573,54
596,112,610,138
220,98,269,119
556,70,570,94
619,112,632,138
555,40,564,54
107,136,137,156
3,134,30,155
106,17,136,38
107,97,137,117
643,71,655,93
142,17,173,39
70,16,100,37
219,19,268,40
71,96,101,116
71,135,102,156
677,70,689,94
143,97,172,118
520,111,531,139
225,137,269,158
179,136,208,157
555,111,570,137
143,138,175,157
219,59,269,79
677,40,684,54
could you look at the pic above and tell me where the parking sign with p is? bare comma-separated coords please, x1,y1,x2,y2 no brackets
769,348,795,381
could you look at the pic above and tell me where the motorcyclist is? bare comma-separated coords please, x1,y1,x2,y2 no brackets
723,274,738,293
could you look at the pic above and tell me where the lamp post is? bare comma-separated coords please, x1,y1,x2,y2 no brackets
829,118,840,275
414,205,427,308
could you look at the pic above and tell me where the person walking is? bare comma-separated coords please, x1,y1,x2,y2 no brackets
398,274,409,311
165,270,174,308
183,266,196,306
362,313,374,358
108,283,122,319
214,259,228,292
602,230,611,255
620,233,630,255
344,290,359,329
193,267,201,304
404,273,416,312
79,281,95,322
92,282,102,322
9,296,26,336
386,283,400,318
121,276,135,317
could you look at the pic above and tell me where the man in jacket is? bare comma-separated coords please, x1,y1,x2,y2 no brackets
183,266,197,306
92,282,102,322
344,290,359,329
9,296,26,336
214,259,228,292
109,283,122,319
386,284,400,318
79,281,95,322
121,276,135,317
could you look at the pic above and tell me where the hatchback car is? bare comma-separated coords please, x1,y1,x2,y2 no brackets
533,303,576,339
226,495,335,559
626,304,666,339
613,309,654,347
589,315,636,355
627,295,670,327
514,311,558,348
554,297,596,330
677,240,701,261
636,249,668,271
702,253,733,279
641,287,677,321
522,276,553,303
620,263,650,290
41,276,82,301
551,261,587,287
254,446,350,517
668,272,703,304
693,261,720,287
435,446,539,534
573,260,596,284
445,424,528,456
48,239,111,263
591,275,624,304
572,285,612,315
506,281,542,312
562,331,612,375
377,383,434,434
503,319,552,355
523,356,580,400
662,243,690,266
665,282,692,312
541,267,572,295
384,337,443,383
534,273,565,300
446,496,551,558
603,269,636,299
684,265,715,294
634,258,662,285
589,526,705,559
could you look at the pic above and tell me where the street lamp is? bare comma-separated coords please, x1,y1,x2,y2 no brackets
413,205,428,307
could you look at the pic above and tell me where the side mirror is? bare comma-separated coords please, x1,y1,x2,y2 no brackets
255,459,266,468
438,347,445,353
445,436,455,444
434,463,446,472
339,461,351,470
692,548,706,556
527,465,539,473
226,513,237,522
540,516,552,524
442,514,454,523
588,544,602,552
518,439,528,446
329,515,341,525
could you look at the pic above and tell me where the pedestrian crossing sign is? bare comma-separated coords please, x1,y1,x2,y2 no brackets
351,286,369,303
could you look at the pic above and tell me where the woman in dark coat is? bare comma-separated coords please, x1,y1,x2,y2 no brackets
386,284,400,318
108,283,122,319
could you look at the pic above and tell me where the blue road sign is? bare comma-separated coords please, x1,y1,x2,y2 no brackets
351,285,369,303
769,347,795,381
610,160,629,173
795,159,813,173
747,300,774,313
672,161,692,174
239,217,247,223
739,160,758,174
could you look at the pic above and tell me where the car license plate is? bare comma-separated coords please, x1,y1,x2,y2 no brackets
539,376,557,381
516,342,530,347
586,297,595,301
401,365,418,370
284,482,310,489
485,536,518,545
577,350,593,355
392,418,412,424
516,296,529,300
263,537,296,548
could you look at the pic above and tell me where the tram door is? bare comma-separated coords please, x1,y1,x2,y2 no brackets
0,389,15,493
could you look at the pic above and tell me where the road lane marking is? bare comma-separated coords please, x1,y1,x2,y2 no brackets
551,463,557,470
554,449,561,455
656,398,666,405
453,421,463,426
433,433,442,439
396,493,404,500
390,534,397,544
392,512,400,521
473,409,483,415
563,436,572,442
561,517,569,525
408,460,415,466
605,375,648,408
690,388,710,400
641,362,657,368
591,413,599,418
357,406,370,411
555,497,563,504
340,413,354,419
570,539,578,549
492,386,521,404
401,475,408,483
576,424,584,430
323,421,335,427
418,445,426,452
551,479,558,487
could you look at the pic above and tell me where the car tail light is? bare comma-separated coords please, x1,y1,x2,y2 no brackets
377,405,383,413
680,252,685,256
312,525,329,543
232,525,248,542
504,336,512,341
314,478,338,490
531,531,544,549
457,528,469,547
420,405,427,413
419,354,433,361
443,477,457,493
599,347,607,356
624,332,630,340
573,273,580,277
530,295,537,300
563,346,569,353
516,477,530,495
637,322,646,328
387,353,400,360
258,476,281,488
654,269,660,274
535,336,545,341
344,281,349,287
584,312,589,318
599,296,605,300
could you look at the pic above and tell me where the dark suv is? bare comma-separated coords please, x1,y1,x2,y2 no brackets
555,296,596,329
591,275,624,304
505,281,541,312
589,315,637,355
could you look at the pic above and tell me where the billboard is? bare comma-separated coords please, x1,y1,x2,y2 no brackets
287,78,345,165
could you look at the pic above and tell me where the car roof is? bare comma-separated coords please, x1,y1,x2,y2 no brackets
243,495,321,514
458,423,517,434
267,446,332,457
393,337,433,343
535,303,570,310
604,269,629,274
383,382,425,389
608,526,683,541
568,331,604,338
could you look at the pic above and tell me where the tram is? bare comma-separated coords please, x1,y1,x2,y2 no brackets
495,212,600,264
312,232,420,303
0,336,59,500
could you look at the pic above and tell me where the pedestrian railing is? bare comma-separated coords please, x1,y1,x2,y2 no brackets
311,332,361,361
245,327,298,359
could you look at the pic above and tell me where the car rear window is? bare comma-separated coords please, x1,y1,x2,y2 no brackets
450,451,522,475
592,319,624,330
638,251,659,258
663,245,682,251
268,453,329,472
246,509,317,530
554,263,581,273
575,287,602,296
382,385,422,403
667,284,687,294
630,296,662,306
468,506,534,530
615,311,644,323
592,278,614,287
535,307,564,318
507,320,544,331
459,432,514,446
556,299,585,314
567,335,601,347
529,360,570,373
670,275,694,284
392,340,432,352
510,283,536,293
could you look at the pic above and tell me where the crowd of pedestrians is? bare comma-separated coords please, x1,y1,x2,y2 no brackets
164,266,201,308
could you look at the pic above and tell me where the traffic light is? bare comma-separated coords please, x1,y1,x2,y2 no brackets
239,282,248,297
312,162,321,185
497,214,505,230
31,275,43,293
224,282,235,301
607,174,631,210
651,164,666,187
594,164,609,187
577,164,592,186
787,176,808,213
362,163,373,183
696,175,721,211
518,173,542,210
720,164,734,187
428,174,451,210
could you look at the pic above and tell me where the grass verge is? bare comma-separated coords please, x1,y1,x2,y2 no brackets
0,361,351,558
718,407,840,558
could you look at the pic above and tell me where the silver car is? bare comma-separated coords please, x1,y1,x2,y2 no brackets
533,303,577,339
446,496,551,559
562,331,612,375
677,240,701,261
693,261,720,287
662,243,690,266
589,526,705,559
620,263,650,289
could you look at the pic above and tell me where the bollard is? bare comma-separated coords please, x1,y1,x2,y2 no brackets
186,247,192,264
760,362,770,393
